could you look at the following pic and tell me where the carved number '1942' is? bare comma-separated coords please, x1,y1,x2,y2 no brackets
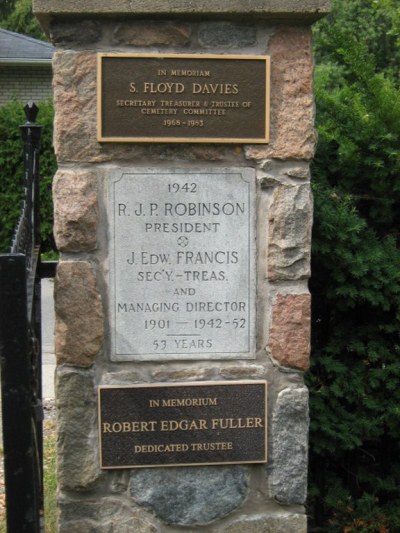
168,183,197,193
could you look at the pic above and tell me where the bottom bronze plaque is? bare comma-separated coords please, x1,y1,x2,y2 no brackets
98,381,267,468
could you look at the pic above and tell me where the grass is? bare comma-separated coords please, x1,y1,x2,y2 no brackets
43,420,57,533
0,420,57,532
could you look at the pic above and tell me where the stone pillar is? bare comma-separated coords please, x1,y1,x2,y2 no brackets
34,1,329,532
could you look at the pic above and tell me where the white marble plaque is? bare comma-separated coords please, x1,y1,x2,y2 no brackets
109,168,256,361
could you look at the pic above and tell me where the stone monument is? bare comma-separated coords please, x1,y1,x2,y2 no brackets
33,1,329,531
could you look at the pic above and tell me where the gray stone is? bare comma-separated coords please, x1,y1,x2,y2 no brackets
269,387,309,505
129,466,249,525
113,21,191,46
259,174,281,189
268,184,312,281
151,367,215,382
108,168,256,361
34,1,331,35
101,371,142,385
218,513,307,533
219,364,266,379
199,23,256,48
59,498,158,533
109,471,130,494
259,159,274,172
49,20,101,44
56,367,100,491
285,167,310,180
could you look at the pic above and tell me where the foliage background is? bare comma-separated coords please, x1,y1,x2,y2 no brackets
0,0,46,40
0,1,54,253
0,100,56,253
308,0,400,531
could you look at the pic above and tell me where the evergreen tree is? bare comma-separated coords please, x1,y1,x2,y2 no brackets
308,0,400,530
0,0,16,19
0,0,46,40
0,1,54,252
0,100,56,253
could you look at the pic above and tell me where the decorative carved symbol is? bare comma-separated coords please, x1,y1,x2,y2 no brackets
177,236,189,247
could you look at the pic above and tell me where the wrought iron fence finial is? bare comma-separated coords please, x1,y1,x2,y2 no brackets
24,101,39,124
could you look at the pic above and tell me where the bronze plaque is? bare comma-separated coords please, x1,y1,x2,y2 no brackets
97,54,270,143
98,381,267,468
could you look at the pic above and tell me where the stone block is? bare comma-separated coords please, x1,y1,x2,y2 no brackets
49,20,102,45
34,1,331,35
53,51,142,163
129,466,249,525
285,167,310,180
53,169,98,252
259,174,281,189
59,498,158,533
151,367,215,382
109,471,130,495
219,365,266,379
56,367,100,491
268,293,311,371
101,371,142,385
245,26,315,161
198,22,257,48
269,387,309,505
55,261,104,367
183,144,230,161
218,513,307,533
113,21,191,46
53,51,97,162
268,183,312,281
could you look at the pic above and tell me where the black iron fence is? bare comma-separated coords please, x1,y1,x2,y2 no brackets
0,102,54,532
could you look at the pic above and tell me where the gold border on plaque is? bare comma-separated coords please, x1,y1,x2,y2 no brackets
98,380,268,469
97,53,270,144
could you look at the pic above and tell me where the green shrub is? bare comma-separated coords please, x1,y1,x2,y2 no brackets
0,0,47,41
308,1,400,530
0,99,56,253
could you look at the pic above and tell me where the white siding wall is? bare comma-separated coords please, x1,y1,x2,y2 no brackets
0,65,52,105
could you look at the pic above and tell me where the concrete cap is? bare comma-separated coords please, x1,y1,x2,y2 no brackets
34,0,330,33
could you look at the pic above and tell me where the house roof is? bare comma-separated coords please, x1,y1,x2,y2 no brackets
0,28,53,64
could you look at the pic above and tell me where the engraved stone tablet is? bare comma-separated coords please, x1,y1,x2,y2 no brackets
99,380,267,468
109,168,256,361
98,54,270,143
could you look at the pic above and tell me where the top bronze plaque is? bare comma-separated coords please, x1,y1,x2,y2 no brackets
97,54,270,143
